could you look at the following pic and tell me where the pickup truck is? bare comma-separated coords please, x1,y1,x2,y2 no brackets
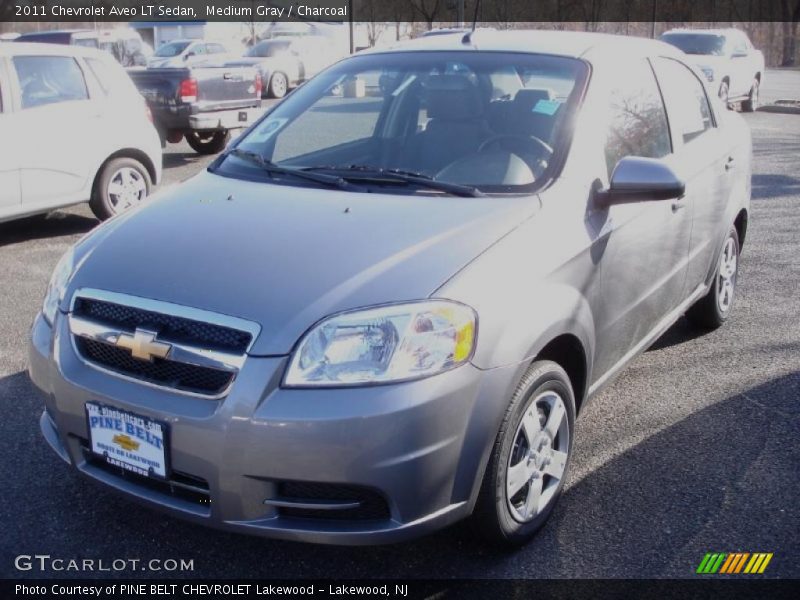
128,64,263,154
660,28,765,111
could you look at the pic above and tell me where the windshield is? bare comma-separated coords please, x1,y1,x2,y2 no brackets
217,51,586,194
246,41,290,58
155,41,190,57
661,33,727,56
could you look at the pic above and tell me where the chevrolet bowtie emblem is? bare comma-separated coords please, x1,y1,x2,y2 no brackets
112,434,140,452
115,328,171,362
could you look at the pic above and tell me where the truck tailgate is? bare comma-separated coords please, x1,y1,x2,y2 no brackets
194,65,260,112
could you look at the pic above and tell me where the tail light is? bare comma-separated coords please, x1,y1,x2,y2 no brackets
179,78,198,103
254,73,262,97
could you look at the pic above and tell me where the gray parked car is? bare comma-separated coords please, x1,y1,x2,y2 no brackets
30,31,751,546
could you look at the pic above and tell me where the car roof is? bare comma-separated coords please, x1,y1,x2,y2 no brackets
662,28,741,37
0,41,110,58
364,29,682,62
17,29,95,37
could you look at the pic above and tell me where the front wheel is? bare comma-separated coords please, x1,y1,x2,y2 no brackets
472,360,575,547
185,130,230,155
742,78,760,112
90,157,152,221
687,226,740,330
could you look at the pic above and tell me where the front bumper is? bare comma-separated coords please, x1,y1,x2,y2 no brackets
29,311,520,545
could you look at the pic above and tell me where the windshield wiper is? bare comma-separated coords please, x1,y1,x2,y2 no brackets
303,165,485,198
225,149,354,190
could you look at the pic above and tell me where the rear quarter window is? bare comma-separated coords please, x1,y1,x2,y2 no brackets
85,56,138,97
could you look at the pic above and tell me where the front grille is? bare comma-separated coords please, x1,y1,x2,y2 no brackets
73,297,252,353
77,337,234,395
81,441,211,509
276,481,391,522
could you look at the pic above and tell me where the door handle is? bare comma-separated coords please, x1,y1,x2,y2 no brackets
725,156,735,171
671,195,686,212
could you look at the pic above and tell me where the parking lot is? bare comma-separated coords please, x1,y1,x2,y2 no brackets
1,71,798,579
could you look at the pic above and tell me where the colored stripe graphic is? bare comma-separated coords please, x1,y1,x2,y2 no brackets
734,553,750,573
700,552,772,574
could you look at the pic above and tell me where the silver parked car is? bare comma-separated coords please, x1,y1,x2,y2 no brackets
30,31,751,546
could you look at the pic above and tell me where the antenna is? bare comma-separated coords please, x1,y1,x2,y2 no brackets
462,0,481,44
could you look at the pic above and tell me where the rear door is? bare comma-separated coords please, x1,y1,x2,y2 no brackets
0,57,22,213
11,54,99,207
652,57,733,294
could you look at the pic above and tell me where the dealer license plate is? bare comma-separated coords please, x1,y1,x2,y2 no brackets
86,403,169,479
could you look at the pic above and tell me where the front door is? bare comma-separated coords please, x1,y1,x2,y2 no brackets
591,58,692,377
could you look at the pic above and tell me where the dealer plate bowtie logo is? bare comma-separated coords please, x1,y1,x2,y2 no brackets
115,328,171,362
111,434,140,452
696,552,773,574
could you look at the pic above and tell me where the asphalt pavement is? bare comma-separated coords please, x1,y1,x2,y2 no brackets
0,75,798,579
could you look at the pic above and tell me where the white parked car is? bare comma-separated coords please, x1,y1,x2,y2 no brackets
0,43,162,222
147,39,229,69
660,28,765,111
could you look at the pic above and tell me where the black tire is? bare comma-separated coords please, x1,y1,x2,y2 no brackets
472,360,576,547
89,157,152,221
268,72,288,99
185,130,230,155
718,80,730,107
742,78,759,112
687,226,740,330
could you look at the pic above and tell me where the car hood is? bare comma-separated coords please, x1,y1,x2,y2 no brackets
66,171,539,355
147,57,182,68
683,54,728,71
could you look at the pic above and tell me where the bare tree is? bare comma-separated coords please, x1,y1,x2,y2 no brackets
406,0,443,30
781,0,800,65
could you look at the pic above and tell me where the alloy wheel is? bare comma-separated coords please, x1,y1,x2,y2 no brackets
717,235,738,314
107,167,147,214
505,390,570,523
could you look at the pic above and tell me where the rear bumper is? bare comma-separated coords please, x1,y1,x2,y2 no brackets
29,310,521,545
188,105,264,132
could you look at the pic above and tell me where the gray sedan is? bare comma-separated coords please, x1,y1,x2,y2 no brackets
29,30,751,546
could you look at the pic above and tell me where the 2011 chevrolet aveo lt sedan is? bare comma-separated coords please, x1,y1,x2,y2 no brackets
29,31,751,546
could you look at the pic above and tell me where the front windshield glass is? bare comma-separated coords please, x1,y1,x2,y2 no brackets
661,33,727,56
155,41,190,57
218,51,586,194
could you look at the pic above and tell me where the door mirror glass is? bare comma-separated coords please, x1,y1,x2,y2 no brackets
597,156,685,206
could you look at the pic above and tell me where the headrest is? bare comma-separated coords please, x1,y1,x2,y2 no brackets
513,88,556,110
424,75,484,121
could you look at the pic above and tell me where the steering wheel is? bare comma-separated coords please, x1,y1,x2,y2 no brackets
478,134,554,158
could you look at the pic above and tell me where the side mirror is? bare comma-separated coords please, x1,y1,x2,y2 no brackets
595,156,685,207
184,52,195,60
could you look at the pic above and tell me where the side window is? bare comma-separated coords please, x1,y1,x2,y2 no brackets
86,57,138,97
652,57,714,146
13,55,89,110
604,59,671,178
209,44,226,54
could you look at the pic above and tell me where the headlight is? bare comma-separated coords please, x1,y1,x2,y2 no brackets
700,66,715,82
284,300,477,387
42,248,75,325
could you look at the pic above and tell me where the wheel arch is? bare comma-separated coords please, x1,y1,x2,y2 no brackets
734,208,748,250
534,333,589,414
91,148,157,197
